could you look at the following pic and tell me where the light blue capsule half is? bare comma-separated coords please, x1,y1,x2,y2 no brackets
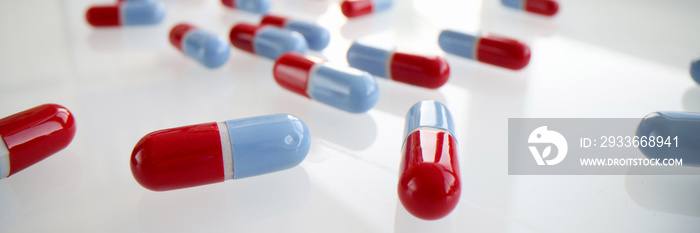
225,114,311,179
121,1,165,26
373,0,394,12
501,0,524,9
235,0,272,14
182,29,231,68
310,64,379,113
438,30,477,60
691,57,700,85
636,112,700,166
404,100,455,140
285,20,330,51
253,27,308,60
346,42,390,79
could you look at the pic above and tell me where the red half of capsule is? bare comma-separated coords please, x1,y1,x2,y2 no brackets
341,0,374,18
86,6,121,27
130,122,225,191
391,53,450,89
260,15,288,28
221,0,235,8
229,23,260,54
525,0,559,16
477,34,531,70
398,130,460,220
0,104,76,176
273,52,326,98
169,23,196,51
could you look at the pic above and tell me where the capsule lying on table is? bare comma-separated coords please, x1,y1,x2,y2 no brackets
260,14,330,50
86,0,165,27
438,30,531,70
130,114,311,191
229,23,308,60
501,0,559,17
221,0,271,14
636,112,700,166
169,23,231,68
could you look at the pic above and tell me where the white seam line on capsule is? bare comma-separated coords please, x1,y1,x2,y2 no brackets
217,122,234,180
0,136,10,179
400,126,453,151
119,3,127,26
306,62,323,98
473,36,481,60
385,49,395,80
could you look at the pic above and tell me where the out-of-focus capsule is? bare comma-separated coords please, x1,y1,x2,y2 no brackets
260,15,330,51
346,42,450,89
0,104,76,180
341,0,393,18
636,112,700,166
131,114,311,191
438,30,531,70
398,100,460,220
169,24,231,69
501,0,559,16
221,0,271,14
229,23,308,60
85,1,165,27
691,57,700,85
273,52,379,113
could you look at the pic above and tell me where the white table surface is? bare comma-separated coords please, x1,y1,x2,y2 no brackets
1,0,699,232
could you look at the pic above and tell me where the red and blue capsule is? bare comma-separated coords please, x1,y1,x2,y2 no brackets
438,30,531,70
169,24,231,69
86,0,165,27
501,0,559,16
274,52,379,113
229,23,308,60
221,0,271,14
341,0,393,18
260,15,330,50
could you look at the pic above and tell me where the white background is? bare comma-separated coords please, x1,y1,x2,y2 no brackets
1,0,699,232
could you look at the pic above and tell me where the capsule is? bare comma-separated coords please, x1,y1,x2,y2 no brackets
691,57,700,85
398,100,460,220
169,24,231,69
0,104,76,180
221,0,271,14
636,112,700,166
229,23,308,60
260,15,330,51
131,114,311,191
438,30,531,70
501,0,559,16
341,0,393,18
346,42,450,89
273,52,379,113
85,1,165,27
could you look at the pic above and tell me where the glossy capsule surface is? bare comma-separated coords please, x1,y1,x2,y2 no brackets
346,42,450,89
691,57,700,85
221,0,271,14
501,0,559,16
341,0,393,18
0,104,76,180
636,112,700,166
260,15,330,50
85,1,165,27
399,100,460,220
131,114,311,191
169,24,231,68
229,23,308,60
274,52,379,113
438,30,531,70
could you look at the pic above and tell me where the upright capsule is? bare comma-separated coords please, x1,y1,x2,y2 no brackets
131,114,311,191
0,104,76,180
636,112,700,166
229,23,308,60
341,0,393,18
221,0,271,14
438,30,531,70
399,100,460,220
691,57,700,85
260,15,330,50
274,52,379,113
169,24,231,69
501,0,559,16
346,42,450,89
85,1,165,27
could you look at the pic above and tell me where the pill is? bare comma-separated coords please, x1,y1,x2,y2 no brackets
398,100,460,220
341,0,393,18
131,114,311,191
260,15,330,51
273,52,379,113
346,42,450,89
438,30,531,70
636,112,700,166
0,104,76,180
501,0,559,16
85,1,165,27
169,24,231,69
691,57,700,85
221,0,271,14
229,23,308,60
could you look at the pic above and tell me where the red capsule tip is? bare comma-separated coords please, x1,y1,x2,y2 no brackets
477,34,531,70
229,23,260,54
391,53,450,89
86,6,121,27
341,0,374,18
221,0,235,8
525,0,559,16
260,15,287,28
169,24,196,52
273,52,325,98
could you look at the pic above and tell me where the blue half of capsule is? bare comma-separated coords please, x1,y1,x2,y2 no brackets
346,42,391,78
636,112,700,166
284,21,330,51
235,0,272,14
182,30,231,68
310,63,379,113
404,100,456,140
121,1,165,25
253,27,308,60
691,57,700,85
438,30,477,60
